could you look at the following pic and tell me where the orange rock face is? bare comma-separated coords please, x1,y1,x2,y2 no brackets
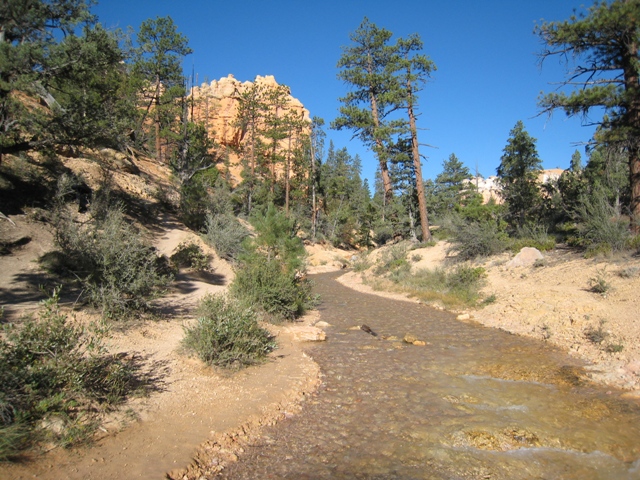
189,75,310,183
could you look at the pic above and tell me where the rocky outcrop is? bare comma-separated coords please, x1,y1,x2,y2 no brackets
466,169,564,204
189,75,310,182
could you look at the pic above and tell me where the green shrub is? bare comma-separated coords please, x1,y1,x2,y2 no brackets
231,254,314,321
179,168,220,231
584,320,609,344
588,268,611,295
446,218,509,261
203,212,249,262
511,224,556,252
352,252,372,272
170,241,210,271
482,293,497,305
182,294,276,369
575,188,631,255
0,290,136,459
230,204,314,322
605,343,624,354
51,206,172,319
618,266,639,278
446,266,486,291
374,243,410,276
378,264,487,308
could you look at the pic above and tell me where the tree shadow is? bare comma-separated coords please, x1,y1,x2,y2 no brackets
122,352,172,397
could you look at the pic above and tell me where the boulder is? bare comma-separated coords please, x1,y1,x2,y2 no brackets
506,247,543,268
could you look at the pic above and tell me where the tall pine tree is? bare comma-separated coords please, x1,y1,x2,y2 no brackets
497,121,542,229
537,0,640,232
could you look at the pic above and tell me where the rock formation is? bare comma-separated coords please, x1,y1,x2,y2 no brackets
189,75,310,183
467,169,564,204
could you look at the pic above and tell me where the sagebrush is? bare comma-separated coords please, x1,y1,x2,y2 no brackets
52,205,172,319
0,291,136,460
182,294,276,369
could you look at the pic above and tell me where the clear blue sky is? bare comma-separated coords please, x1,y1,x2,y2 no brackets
94,0,597,184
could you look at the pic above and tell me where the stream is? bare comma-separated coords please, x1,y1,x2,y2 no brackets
220,271,640,479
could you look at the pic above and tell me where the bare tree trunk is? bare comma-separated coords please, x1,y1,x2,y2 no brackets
406,72,431,242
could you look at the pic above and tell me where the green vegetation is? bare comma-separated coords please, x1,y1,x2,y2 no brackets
231,205,314,322
537,0,640,232
588,268,611,296
0,290,138,459
51,196,172,319
182,294,276,369
4,0,640,459
584,320,609,345
170,241,210,271
496,121,543,230
363,243,488,308
369,263,488,309
445,215,510,261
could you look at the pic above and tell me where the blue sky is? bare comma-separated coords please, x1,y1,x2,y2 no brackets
94,0,597,184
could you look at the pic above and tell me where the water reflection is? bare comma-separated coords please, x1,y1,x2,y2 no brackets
221,272,640,479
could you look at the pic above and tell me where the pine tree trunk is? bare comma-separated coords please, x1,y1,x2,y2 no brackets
155,76,162,163
367,52,393,202
406,74,431,242
311,134,317,241
285,133,291,215
623,40,640,234
630,146,640,234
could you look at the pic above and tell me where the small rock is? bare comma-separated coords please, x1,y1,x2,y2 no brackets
315,321,332,328
285,326,326,342
412,340,426,346
403,334,419,344
456,313,471,321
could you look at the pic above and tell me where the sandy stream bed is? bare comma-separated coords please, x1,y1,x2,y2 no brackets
2,220,640,479
328,241,640,396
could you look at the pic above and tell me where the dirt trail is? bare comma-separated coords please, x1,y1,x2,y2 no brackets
2,217,320,480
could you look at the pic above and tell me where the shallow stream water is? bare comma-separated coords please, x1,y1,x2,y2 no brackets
221,272,640,479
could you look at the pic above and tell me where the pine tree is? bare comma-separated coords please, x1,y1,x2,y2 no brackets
537,0,640,232
394,33,436,241
0,0,135,158
133,16,191,163
332,18,403,202
496,121,543,228
433,153,474,216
